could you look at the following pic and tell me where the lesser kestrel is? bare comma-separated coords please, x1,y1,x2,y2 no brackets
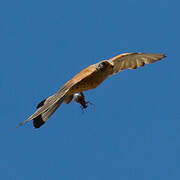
19,52,166,128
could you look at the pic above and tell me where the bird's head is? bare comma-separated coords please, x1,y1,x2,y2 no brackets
96,60,114,75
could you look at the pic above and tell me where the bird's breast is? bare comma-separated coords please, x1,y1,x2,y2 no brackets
69,71,109,94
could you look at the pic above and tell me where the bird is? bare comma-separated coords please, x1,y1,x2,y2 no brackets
19,52,166,129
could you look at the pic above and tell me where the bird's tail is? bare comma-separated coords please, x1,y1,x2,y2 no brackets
32,95,64,128
18,93,65,128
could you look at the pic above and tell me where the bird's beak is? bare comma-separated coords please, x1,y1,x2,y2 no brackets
108,62,114,75
109,61,114,68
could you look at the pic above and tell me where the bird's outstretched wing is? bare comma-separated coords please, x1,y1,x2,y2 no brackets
18,64,98,128
109,53,166,74
18,93,67,128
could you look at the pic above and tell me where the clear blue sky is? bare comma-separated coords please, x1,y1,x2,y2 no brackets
1,0,179,179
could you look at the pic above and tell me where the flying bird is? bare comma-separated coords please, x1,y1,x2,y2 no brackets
19,52,166,128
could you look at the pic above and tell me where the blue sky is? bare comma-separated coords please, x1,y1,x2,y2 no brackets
0,0,180,179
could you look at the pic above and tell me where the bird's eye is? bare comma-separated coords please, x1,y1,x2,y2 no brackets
101,62,106,66
98,61,107,70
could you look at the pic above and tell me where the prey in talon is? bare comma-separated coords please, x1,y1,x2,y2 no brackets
73,92,94,112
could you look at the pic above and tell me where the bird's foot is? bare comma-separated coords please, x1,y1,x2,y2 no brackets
73,92,95,112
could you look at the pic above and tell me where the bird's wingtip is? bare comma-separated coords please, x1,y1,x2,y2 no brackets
162,53,166,58
15,121,26,129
